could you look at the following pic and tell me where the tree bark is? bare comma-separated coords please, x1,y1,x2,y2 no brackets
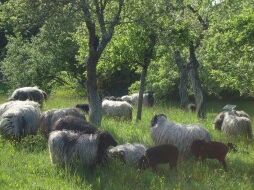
136,65,148,121
188,42,206,118
174,50,189,108
86,53,102,126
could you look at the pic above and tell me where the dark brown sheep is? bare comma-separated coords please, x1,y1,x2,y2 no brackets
138,144,178,171
191,140,229,170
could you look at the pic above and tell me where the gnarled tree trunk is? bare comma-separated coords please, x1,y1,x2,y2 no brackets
174,50,189,108
188,42,206,118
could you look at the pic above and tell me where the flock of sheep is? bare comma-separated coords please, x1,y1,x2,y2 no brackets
0,86,253,172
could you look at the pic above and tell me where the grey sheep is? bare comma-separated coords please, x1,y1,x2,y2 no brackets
102,99,133,120
0,100,41,140
150,114,211,155
214,110,250,130
9,86,47,104
48,130,117,168
40,108,86,138
108,143,147,167
221,112,252,139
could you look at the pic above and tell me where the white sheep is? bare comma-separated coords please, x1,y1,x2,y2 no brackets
0,100,41,139
40,108,85,138
121,92,154,107
48,130,117,168
102,99,132,120
0,100,39,116
9,86,47,104
221,112,252,139
108,143,147,167
150,114,211,155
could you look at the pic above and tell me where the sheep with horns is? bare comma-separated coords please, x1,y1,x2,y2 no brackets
150,114,211,155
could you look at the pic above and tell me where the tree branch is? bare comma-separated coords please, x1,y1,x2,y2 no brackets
187,4,209,30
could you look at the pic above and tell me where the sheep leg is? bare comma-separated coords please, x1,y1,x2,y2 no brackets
220,159,227,171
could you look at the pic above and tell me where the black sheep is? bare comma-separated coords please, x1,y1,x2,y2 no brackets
75,103,90,114
138,144,178,171
52,116,97,134
191,140,229,170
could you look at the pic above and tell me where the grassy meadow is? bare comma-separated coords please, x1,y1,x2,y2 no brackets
0,89,254,190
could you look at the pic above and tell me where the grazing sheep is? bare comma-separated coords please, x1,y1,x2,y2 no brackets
187,103,196,112
0,100,39,116
9,86,47,104
75,103,90,114
102,99,132,120
121,92,154,107
108,143,147,167
151,114,211,155
40,108,86,138
0,100,41,140
191,140,229,170
52,116,97,134
213,110,250,130
221,112,252,139
138,144,178,171
48,130,117,168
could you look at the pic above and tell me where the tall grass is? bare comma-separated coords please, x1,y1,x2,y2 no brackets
0,93,253,190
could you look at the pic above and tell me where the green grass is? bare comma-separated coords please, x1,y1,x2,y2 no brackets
0,92,254,190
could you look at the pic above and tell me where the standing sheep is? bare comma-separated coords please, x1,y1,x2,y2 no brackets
221,112,252,139
0,100,41,140
151,114,211,155
52,116,97,134
48,130,117,168
40,108,86,138
108,143,147,167
191,140,229,171
214,110,250,130
138,144,179,171
9,86,47,104
102,99,133,120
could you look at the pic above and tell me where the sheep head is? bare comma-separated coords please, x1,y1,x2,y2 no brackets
151,114,167,127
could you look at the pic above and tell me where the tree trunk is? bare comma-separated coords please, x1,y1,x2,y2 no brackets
86,54,102,126
174,50,189,108
136,65,148,121
188,42,206,118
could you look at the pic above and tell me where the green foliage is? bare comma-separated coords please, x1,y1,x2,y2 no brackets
200,6,254,97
